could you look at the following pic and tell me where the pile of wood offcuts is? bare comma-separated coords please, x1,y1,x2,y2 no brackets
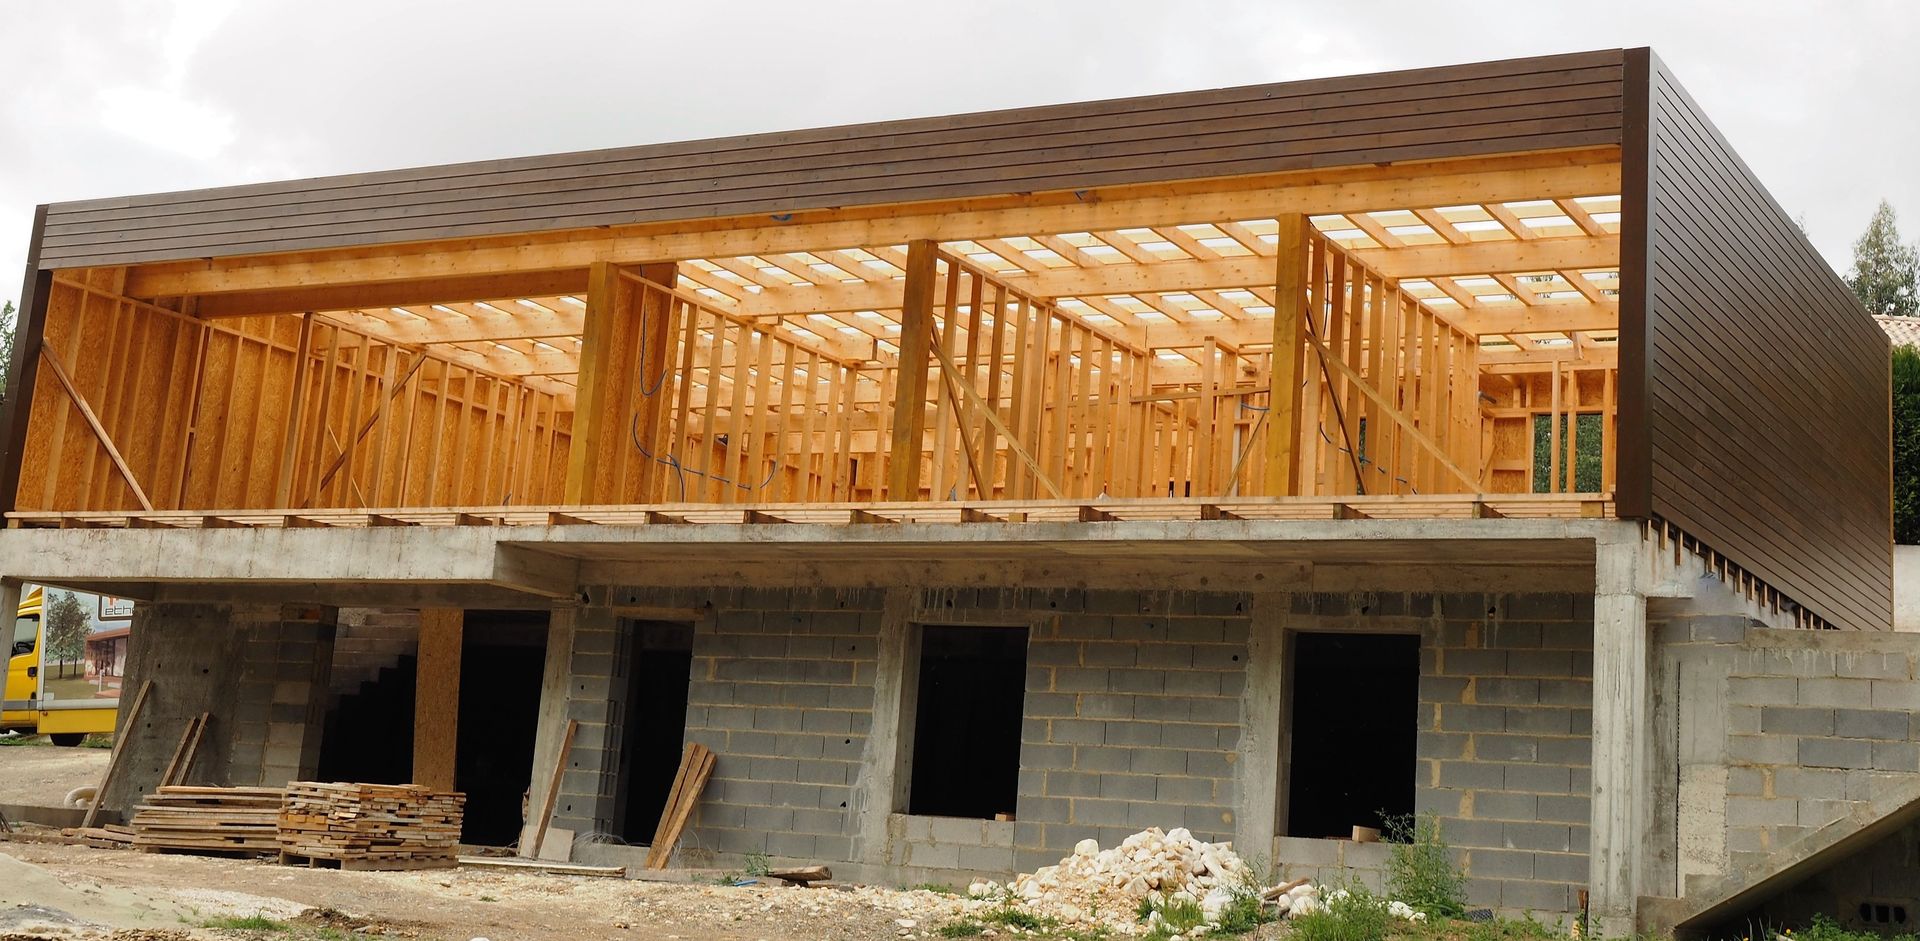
129,786,284,855
278,781,465,870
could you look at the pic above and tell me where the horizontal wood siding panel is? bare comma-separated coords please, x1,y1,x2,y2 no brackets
1634,51,1891,629
37,50,1624,268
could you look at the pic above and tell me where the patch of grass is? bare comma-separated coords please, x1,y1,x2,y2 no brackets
1289,885,1394,941
1139,894,1208,940
200,913,290,932
477,895,497,903
909,882,959,895
1796,913,1919,941
1466,914,1559,941
82,732,114,748
1384,812,1469,920
743,851,772,877
981,902,1059,932
938,922,986,938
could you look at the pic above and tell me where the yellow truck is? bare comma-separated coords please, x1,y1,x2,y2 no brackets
4,587,126,746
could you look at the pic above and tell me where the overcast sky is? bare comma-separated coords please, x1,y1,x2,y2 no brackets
3,0,1916,306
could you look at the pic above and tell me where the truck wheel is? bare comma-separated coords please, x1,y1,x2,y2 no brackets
49,733,85,747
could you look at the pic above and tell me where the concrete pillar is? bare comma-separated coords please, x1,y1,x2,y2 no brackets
412,607,463,791
1234,592,1288,859
551,602,622,836
853,588,916,864
1589,535,1651,937
521,606,578,856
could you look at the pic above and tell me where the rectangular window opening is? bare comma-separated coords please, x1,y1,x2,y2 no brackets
1285,631,1419,838
1531,412,1603,493
907,624,1027,819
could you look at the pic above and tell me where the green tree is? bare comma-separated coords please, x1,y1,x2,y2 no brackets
0,300,14,407
1896,344,1920,544
1848,200,1920,316
43,590,88,680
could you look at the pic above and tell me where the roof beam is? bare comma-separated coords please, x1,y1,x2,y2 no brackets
123,153,1621,298
193,270,590,319
726,236,1617,317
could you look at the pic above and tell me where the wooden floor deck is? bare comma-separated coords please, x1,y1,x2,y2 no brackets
7,493,1613,531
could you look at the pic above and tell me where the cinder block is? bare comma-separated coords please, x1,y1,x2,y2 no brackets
1535,795,1589,824
1052,667,1111,693
1185,751,1233,779
1155,777,1214,804
1835,709,1909,741
1098,774,1158,800
930,815,987,844
1135,644,1194,669
1415,790,1463,817
1726,797,1796,828
1473,791,1538,821
1760,706,1834,736
1080,644,1137,668
1475,735,1539,763
1872,741,1920,772
1440,704,1507,733
1800,738,1873,770
1507,650,1574,678
1441,649,1508,676
1046,771,1101,798
1502,821,1571,853
1504,764,1572,794
1050,719,1104,745
1534,737,1590,767
1501,879,1573,913
1418,731,1470,760
1074,746,1132,773
1799,677,1873,709
1185,697,1238,723
1102,721,1161,746
1871,680,1920,710
1726,733,1796,766
905,841,960,868
1796,798,1854,828
1467,848,1535,879
1079,694,1136,719
1439,761,1505,790
1507,708,1574,736
1531,851,1588,884
1129,748,1187,775
1164,672,1221,696
1420,676,1471,704
958,843,1015,873
1728,676,1797,702
1109,669,1168,694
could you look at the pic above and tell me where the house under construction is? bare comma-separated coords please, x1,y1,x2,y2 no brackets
0,48,1906,935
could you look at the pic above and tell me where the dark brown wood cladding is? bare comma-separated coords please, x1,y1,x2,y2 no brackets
36,50,1623,269
1619,49,1892,630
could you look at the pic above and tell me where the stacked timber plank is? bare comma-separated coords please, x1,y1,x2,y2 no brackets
277,781,464,870
130,786,284,855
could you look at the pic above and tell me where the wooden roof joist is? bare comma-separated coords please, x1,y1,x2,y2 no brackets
118,151,1621,299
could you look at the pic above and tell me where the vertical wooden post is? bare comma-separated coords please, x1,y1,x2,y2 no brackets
888,240,939,500
629,263,681,502
413,607,464,792
566,262,624,504
1262,214,1309,497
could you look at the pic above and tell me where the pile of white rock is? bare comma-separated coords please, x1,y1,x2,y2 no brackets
958,827,1433,936
966,827,1252,933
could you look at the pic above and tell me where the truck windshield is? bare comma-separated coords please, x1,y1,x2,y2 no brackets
11,615,35,656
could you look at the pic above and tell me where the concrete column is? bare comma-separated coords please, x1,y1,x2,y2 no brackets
522,606,578,855
852,588,915,864
1234,592,1288,859
412,607,463,791
1589,535,1650,937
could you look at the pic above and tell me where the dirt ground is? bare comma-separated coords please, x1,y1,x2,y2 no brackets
0,739,110,806
0,840,978,941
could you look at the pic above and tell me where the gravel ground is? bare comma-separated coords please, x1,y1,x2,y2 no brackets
0,739,109,806
0,841,979,941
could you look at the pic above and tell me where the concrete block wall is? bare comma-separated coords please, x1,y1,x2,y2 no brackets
1413,593,1594,916
229,606,337,786
1655,622,1920,894
546,584,1594,918
1011,594,1250,874
108,602,336,810
676,588,883,864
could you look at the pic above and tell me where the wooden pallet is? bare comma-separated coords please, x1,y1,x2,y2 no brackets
279,850,456,871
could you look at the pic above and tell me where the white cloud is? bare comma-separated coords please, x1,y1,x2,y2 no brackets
1,0,1916,303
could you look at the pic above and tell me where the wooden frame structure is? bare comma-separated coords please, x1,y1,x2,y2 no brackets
0,48,1889,629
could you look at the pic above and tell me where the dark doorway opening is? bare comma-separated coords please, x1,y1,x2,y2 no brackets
1286,631,1419,838
615,620,695,843
908,624,1027,819
318,656,416,786
455,611,548,846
